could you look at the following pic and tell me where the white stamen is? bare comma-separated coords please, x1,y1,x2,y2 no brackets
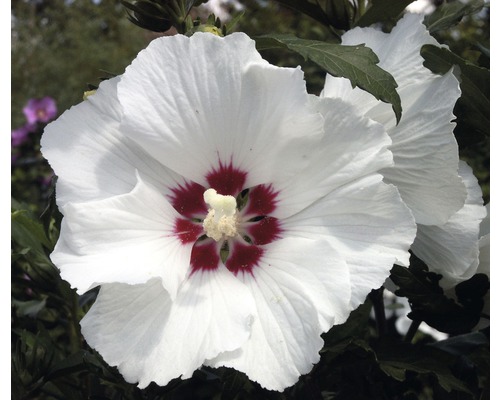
203,188,238,241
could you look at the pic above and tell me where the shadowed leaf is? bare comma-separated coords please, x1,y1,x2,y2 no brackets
355,0,414,28
421,44,489,138
424,0,485,33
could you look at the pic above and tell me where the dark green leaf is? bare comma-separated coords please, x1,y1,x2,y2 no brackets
421,44,489,138
430,332,488,356
223,11,245,34
272,0,331,28
121,0,172,32
375,340,474,394
255,34,402,122
12,330,57,393
323,298,372,345
355,0,414,28
424,0,485,33
378,363,406,381
321,299,373,359
12,209,53,260
12,298,48,318
325,0,353,31
391,261,485,334
218,368,249,400
45,350,102,381
390,263,443,301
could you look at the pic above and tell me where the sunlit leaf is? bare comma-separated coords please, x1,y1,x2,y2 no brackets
255,34,402,122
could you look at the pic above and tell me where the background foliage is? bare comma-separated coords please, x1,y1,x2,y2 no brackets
11,0,490,399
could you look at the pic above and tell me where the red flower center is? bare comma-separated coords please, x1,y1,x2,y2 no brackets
171,162,282,275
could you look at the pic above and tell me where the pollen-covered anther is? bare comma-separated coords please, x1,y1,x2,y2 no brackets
203,188,239,241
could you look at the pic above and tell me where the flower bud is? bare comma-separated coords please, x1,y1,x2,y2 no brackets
123,1,172,32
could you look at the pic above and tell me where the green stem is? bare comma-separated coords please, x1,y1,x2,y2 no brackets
369,287,386,337
404,319,421,343
68,291,81,354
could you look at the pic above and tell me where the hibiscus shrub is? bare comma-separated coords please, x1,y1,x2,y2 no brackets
12,0,489,399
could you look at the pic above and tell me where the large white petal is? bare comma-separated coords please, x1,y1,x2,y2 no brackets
322,13,441,122
208,240,335,391
118,32,323,189
283,174,416,309
41,77,184,207
80,279,173,384
476,234,490,328
273,96,393,219
81,270,256,388
479,203,490,238
411,161,487,289
257,237,351,330
340,13,443,103
52,174,193,297
138,267,255,387
380,71,464,225
322,13,466,225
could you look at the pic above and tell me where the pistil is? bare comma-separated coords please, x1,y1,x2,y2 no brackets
203,188,239,241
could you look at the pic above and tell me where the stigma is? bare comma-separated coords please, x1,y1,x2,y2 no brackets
203,188,239,241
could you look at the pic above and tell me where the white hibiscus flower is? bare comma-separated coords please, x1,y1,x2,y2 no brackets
321,12,467,226
42,32,416,391
320,14,486,311
412,161,487,289
438,201,489,331
474,203,490,329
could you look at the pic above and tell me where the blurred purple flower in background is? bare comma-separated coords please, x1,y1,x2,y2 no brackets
11,124,33,147
23,96,58,125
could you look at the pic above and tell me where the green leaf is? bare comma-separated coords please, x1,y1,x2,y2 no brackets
255,34,402,122
391,261,485,334
12,209,53,260
390,263,443,301
323,298,372,345
355,0,414,28
12,298,47,318
45,351,100,381
12,330,57,392
217,367,249,400
421,44,489,138
223,11,245,35
121,0,172,32
424,0,485,34
324,0,353,31
321,299,373,359
430,332,488,357
375,340,474,394
272,0,332,28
